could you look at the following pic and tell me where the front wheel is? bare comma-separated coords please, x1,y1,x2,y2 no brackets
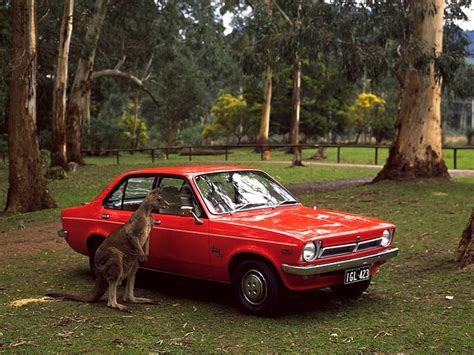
232,259,281,316
331,279,371,299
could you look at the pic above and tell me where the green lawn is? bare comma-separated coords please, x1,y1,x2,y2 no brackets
0,164,473,352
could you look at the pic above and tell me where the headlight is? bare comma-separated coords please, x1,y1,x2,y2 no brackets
381,229,393,247
302,241,321,262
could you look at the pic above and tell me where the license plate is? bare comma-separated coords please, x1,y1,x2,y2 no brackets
344,266,370,285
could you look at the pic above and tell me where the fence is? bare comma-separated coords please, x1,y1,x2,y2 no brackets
1,144,473,169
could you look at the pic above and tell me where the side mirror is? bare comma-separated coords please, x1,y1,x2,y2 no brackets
180,206,203,225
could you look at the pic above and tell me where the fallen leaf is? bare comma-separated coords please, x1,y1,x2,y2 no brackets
10,297,54,307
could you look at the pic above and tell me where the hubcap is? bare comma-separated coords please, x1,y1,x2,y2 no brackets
241,269,267,306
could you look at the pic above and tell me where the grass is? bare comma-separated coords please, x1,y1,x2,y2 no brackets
0,160,473,352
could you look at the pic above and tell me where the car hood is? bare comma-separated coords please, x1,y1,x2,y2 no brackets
216,205,393,243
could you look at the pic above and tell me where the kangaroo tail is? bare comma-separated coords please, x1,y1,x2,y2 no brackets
46,275,108,303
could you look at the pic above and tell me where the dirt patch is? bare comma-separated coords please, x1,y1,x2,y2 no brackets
0,220,67,258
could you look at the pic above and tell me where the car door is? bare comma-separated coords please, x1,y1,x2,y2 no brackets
147,176,212,279
99,174,157,238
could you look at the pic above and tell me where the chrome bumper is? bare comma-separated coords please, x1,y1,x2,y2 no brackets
57,229,68,239
281,247,399,276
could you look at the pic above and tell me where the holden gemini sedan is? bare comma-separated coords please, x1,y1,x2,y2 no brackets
58,165,398,316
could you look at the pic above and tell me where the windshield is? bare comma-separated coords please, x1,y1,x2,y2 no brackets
194,170,298,214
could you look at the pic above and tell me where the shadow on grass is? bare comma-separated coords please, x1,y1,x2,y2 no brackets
67,265,380,318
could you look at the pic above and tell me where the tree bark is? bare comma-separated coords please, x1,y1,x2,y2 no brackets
66,0,110,164
257,0,273,156
51,0,73,169
257,65,272,153
290,55,303,166
6,0,56,212
374,0,449,181
455,208,474,270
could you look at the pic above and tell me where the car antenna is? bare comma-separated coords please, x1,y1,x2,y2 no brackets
309,157,317,210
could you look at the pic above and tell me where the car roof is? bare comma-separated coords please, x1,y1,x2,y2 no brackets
124,165,257,178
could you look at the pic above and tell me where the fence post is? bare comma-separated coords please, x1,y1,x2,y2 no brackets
337,146,341,163
116,150,120,165
375,146,379,165
225,146,228,161
260,146,264,161
151,149,155,163
453,148,457,170
188,147,192,161
165,148,169,160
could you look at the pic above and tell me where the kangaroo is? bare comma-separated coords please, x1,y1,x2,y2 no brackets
47,188,169,311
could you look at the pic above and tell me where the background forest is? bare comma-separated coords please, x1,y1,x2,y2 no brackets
0,0,473,154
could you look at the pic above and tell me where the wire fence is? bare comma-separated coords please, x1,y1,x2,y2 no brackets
1,144,473,169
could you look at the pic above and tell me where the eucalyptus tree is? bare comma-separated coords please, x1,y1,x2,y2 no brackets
66,0,111,164
51,0,74,169
6,0,56,212
334,0,471,180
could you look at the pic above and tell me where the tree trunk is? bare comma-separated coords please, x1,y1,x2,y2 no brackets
374,0,448,181
6,0,56,212
66,0,110,164
257,0,273,156
455,208,474,270
257,65,272,154
51,0,73,169
290,55,303,167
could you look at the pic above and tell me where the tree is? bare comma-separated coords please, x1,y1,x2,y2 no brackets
203,93,260,144
257,0,273,154
456,208,474,270
6,0,56,212
120,99,149,150
347,93,386,143
51,0,74,169
374,0,449,181
66,0,110,164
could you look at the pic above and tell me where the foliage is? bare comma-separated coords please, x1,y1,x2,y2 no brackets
203,93,260,144
346,93,387,143
120,102,149,150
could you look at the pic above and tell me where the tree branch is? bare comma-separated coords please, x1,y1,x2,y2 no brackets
91,69,159,109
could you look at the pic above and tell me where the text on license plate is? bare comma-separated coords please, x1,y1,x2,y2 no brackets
344,266,370,284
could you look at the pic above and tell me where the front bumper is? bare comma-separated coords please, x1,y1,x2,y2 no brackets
281,247,399,276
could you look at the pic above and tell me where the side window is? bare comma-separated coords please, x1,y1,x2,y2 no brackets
104,176,155,211
158,177,203,217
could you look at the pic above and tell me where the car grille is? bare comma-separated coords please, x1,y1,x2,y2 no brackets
319,238,383,258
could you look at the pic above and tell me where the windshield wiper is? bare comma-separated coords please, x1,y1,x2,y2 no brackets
274,199,298,208
233,202,266,212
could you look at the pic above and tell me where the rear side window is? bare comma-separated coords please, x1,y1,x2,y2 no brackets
104,176,155,211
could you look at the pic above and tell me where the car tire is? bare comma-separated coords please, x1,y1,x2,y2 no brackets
331,279,371,299
232,259,281,316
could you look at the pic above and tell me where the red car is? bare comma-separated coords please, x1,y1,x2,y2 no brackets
58,165,398,316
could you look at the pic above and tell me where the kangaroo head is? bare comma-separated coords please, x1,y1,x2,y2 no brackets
144,188,169,210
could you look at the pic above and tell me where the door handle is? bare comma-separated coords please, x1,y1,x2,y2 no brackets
154,219,161,225
101,213,110,220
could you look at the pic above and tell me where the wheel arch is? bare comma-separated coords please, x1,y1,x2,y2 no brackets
228,251,281,282
86,234,106,256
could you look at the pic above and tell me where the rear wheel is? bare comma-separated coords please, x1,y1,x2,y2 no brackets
232,259,281,316
331,279,371,299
